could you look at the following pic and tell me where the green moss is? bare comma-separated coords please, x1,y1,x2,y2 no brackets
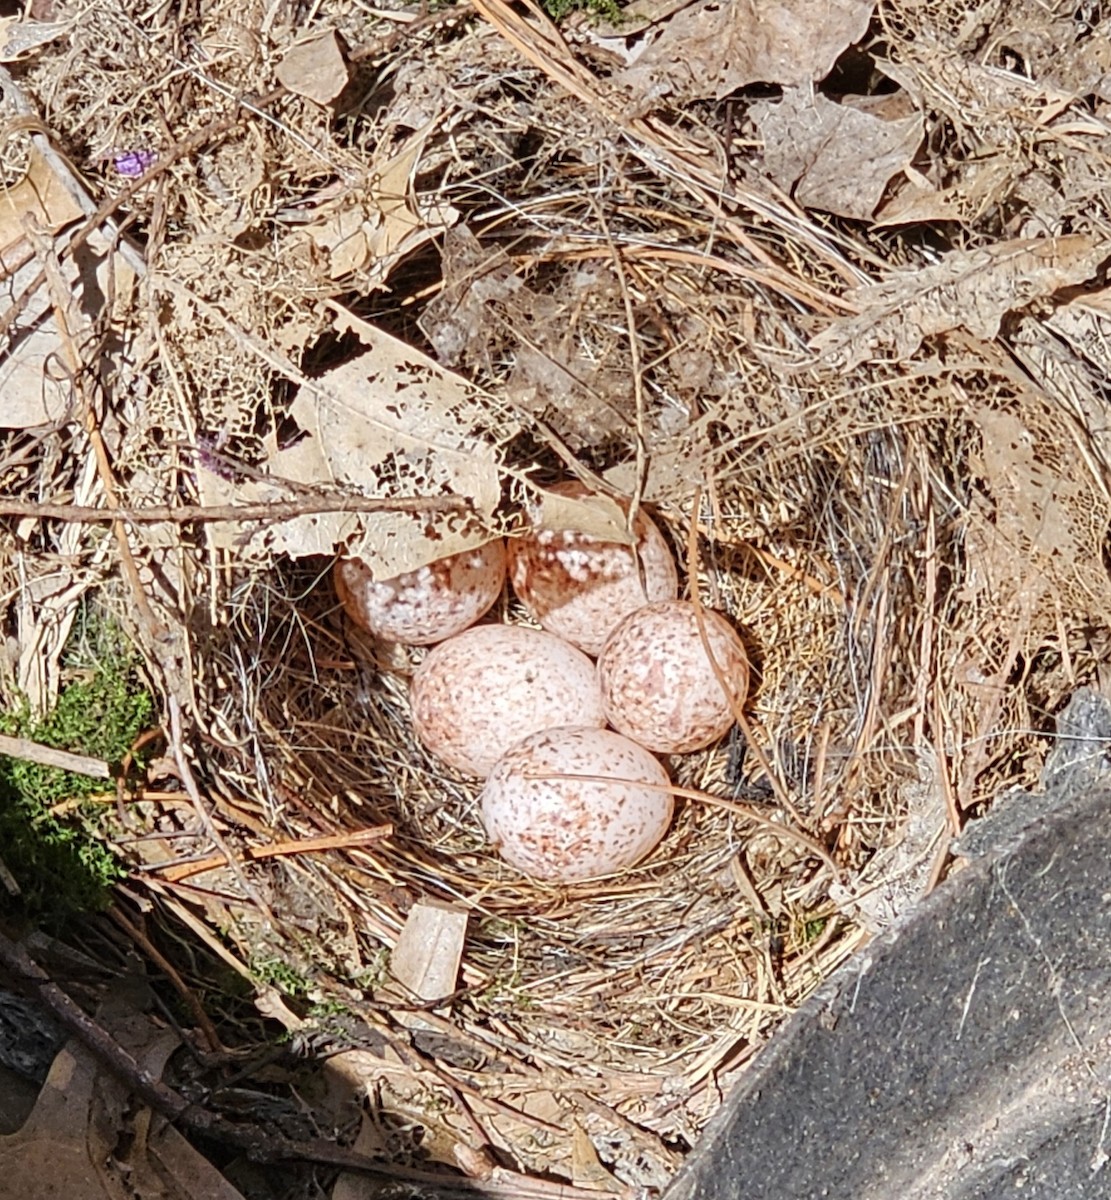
252,955,312,997
802,915,829,943
539,0,626,23
0,610,154,921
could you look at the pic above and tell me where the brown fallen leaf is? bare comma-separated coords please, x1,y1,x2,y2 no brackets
195,306,515,575
195,307,632,579
0,1040,118,1199
571,1121,621,1190
305,121,458,280
275,28,349,104
971,405,1084,565
618,0,875,105
874,156,1015,227
0,95,139,429
0,992,247,1200
0,14,69,61
389,899,468,1002
752,87,922,220
809,234,1106,369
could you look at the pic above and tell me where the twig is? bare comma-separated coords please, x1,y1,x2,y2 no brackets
155,823,394,883
0,732,111,779
0,495,473,524
109,906,224,1054
166,695,276,926
0,856,21,896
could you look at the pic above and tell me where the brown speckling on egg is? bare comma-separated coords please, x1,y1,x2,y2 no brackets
508,481,678,655
598,600,750,754
410,626,605,777
335,540,506,646
480,725,673,881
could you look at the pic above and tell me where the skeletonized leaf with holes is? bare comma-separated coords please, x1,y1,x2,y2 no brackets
809,235,1106,370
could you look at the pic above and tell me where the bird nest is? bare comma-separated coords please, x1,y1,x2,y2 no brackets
4,0,1111,1192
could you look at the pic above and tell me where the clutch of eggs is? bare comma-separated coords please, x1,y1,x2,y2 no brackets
328,491,751,884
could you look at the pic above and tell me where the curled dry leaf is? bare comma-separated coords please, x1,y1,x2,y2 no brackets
618,0,876,105
809,234,1106,370
752,88,922,220
0,146,137,430
874,155,1015,227
0,15,70,61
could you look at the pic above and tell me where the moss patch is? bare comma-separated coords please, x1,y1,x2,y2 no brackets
0,612,154,922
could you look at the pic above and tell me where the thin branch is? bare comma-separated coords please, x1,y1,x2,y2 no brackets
0,495,472,524
0,732,111,779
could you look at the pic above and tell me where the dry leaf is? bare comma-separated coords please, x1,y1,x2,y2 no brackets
0,1041,116,1198
533,486,631,544
618,0,875,105
972,406,1083,564
196,308,513,576
809,234,1106,369
305,122,458,281
752,87,922,220
0,147,83,260
0,149,136,430
572,1121,620,1189
196,308,632,577
389,900,468,1001
0,999,246,1200
874,156,1015,226
0,15,68,60
275,29,348,104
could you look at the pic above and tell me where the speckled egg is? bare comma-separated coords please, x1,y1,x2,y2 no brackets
410,625,605,777
335,540,506,646
480,726,673,882
508,481,678,656
598,600,750,754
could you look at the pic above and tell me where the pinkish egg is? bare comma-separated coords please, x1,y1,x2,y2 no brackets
335,540,506,646
410,625,605,777
480,726,672,882
508,481,678,656
598,600,750,754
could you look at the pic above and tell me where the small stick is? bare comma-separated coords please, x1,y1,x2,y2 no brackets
156,823,394,883
0,856,21,895
0,732,111,779
166,696,275,926
109,906,224,1054
0,495,470,524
